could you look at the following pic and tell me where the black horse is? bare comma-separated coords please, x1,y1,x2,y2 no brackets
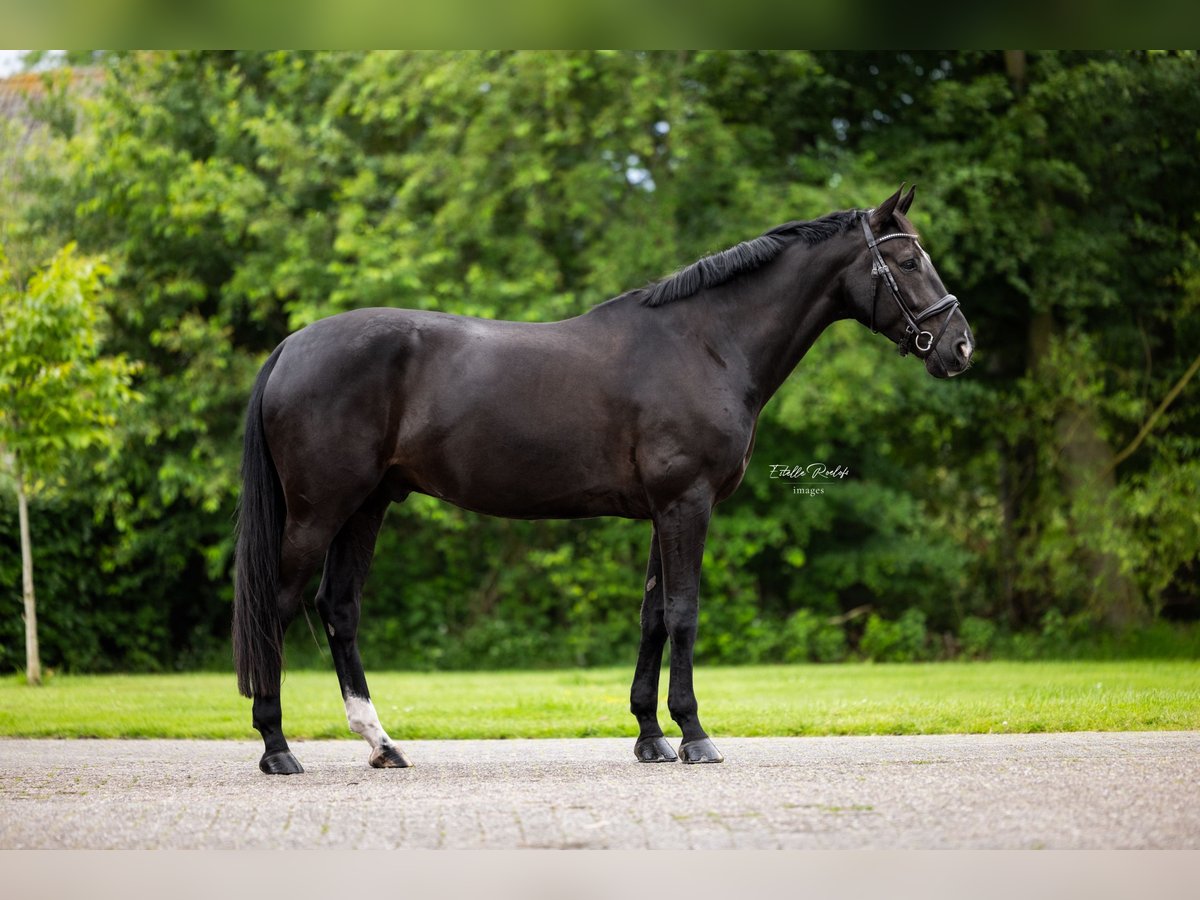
233,186,973,774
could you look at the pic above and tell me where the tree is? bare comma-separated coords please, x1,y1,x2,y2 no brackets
899,51,1200,626
0,244,140,683
5,51,1194,673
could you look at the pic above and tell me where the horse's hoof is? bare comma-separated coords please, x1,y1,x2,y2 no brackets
634,736,678,763
679,737,723,764
259,750,304,775
634,736,678,762
369,743,413,768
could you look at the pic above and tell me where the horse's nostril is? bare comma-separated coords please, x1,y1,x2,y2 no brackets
956,340,972,361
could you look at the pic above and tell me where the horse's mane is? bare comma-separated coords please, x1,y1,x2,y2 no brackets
636,209,862,308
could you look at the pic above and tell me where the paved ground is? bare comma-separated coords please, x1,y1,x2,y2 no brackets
1,732,1196,849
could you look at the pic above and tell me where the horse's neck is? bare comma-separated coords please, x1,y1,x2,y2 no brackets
694,239,852,410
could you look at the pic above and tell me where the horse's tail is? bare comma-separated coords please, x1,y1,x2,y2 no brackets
233,344,287,698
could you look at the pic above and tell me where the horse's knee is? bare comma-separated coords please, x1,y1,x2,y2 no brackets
664,599,698,634
630,683,658,718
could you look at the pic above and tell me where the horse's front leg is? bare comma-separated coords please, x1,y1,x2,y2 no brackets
629,526,677,762
656,492,723,764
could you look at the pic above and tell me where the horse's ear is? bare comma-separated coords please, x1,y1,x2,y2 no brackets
870,186,904,229
897,183,916,215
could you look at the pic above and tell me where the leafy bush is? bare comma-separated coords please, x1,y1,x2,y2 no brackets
958,616,998,659
860,610,929,662
811,621,850,662
780,609,848,662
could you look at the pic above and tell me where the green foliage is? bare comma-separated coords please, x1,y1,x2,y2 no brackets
958,616,998,660
906,52,1200,627
0,245,141,490
2,51,1197,674
860,610,930,662
779,610,848,663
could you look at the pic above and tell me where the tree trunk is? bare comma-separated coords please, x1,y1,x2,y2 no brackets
1030,313,1145,629
995,49,1035,626
16,464,41,686
1003,51,1027,93
1055,403,1143,629
1006,50,1144,631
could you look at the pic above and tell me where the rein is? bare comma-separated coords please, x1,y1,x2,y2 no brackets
861,214,959,357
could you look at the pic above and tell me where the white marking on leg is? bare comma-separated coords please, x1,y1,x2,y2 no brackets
344,694,392,751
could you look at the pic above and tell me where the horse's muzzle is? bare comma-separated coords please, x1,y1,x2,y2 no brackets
926,334,973,378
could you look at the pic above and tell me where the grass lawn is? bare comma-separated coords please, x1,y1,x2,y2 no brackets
1,660,1197,740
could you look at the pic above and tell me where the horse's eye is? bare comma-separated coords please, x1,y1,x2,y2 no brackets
899,258,919,272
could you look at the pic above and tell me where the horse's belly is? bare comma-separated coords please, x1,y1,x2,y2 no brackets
414,463,650,520
443,484,649,520
396,418,648,520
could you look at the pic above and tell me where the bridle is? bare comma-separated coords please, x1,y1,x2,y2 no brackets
861,213,960,358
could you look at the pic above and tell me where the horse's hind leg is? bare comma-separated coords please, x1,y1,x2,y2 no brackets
629,526,677,762
315,489,411,769
254,519,333,774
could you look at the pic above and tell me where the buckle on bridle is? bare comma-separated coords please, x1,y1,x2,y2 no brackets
914,331,934,353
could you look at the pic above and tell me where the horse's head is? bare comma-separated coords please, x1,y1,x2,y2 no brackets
849,186,973,378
